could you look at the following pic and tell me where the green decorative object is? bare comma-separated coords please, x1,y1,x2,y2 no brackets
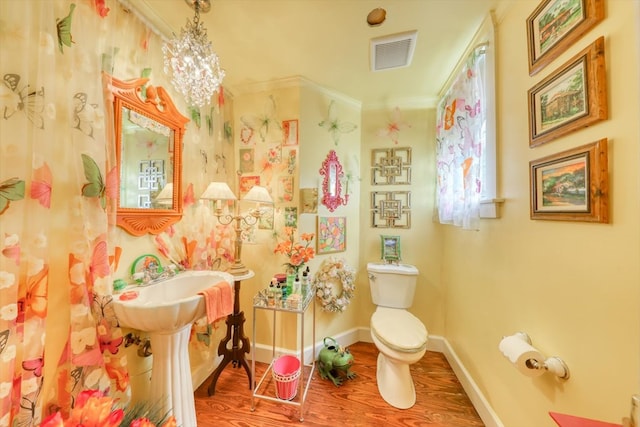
380,235,401,262
317,337,356,386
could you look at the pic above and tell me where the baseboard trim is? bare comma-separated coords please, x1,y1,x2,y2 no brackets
436,336,505,427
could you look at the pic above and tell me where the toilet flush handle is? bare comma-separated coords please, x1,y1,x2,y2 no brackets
368,273,376,281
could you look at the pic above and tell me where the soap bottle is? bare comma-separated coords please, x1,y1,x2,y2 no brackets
294,275,301,294
274,283,283,307
301,268,310,296
267,279,276,307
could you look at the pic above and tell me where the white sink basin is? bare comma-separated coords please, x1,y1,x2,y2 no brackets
113,269,234,333
112,269,235,427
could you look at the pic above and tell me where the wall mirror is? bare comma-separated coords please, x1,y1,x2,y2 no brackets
319,150,347,212
104,74,189,236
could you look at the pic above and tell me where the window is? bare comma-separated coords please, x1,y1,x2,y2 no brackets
435,14,500,230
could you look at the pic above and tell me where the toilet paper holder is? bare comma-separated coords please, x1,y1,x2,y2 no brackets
501,332,570,380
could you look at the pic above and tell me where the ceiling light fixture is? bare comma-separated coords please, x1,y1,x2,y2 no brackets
162,0,224,108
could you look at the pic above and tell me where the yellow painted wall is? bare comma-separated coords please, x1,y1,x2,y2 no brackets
232,79,362,352
358,108,445,336
441,1,640,425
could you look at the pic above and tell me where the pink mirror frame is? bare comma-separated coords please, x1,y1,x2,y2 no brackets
319,150,348,212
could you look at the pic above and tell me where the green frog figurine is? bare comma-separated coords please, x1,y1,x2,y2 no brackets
317,337,356,386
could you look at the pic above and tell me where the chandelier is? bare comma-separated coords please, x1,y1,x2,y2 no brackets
162,0,225,108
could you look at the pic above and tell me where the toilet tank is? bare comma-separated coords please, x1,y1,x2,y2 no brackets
367,262,419,308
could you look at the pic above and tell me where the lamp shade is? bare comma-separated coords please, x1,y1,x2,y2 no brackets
200,182,237,201
242,185,273,204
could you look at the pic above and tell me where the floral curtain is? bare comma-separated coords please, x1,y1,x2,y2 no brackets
435,47,487,230
0,1,174,425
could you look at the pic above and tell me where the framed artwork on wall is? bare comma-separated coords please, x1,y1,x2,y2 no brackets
528,37,607,148
371,147,412,185
239,175,260,197
526,0,604,76
380,235,401,262
283,119,299,146
529,138,608,223
300,188,318,213
316,216,347,254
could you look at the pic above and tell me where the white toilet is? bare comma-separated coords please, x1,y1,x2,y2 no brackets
367,262,428,409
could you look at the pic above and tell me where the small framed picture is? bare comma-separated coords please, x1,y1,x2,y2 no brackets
316,216,346,254
283,119,299,146
380,235,401,262
530,138,608,222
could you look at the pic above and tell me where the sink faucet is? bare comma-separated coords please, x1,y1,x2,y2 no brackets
131,254,166,285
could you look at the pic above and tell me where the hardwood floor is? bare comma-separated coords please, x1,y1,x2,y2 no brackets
194,342,484,426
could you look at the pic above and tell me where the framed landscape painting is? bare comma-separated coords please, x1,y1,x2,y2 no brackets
527,0,604,75
528,37,607,148
529,138,608,223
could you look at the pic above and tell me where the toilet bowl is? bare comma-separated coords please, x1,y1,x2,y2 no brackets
370,306,428,409
367,262,428,409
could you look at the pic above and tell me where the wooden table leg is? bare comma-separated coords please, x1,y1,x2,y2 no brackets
208,278,252,395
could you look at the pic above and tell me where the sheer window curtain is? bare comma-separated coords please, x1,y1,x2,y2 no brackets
0,1,166,425
435,49,486,230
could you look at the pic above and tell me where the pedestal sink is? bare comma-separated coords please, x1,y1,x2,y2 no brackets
112,270,234,427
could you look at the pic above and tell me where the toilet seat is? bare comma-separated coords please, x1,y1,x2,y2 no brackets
371,307,428,353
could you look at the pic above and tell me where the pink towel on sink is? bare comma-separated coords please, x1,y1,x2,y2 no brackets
199,281,233,324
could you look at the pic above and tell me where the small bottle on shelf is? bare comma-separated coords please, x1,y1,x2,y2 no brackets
267,279,276,307
274,283,283,307
301,267,310,296
294,275,301,294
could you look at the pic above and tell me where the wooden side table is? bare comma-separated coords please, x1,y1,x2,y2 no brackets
207,270,255,395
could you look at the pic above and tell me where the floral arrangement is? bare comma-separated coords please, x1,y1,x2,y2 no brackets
39,389,176,427
273,227,315,273
313,257,356,313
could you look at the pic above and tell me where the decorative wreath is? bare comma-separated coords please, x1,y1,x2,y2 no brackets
313,257,356,313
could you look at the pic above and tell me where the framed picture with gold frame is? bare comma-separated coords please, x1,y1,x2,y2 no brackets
526,0,604,76
528,37,607,148
529,138,608,223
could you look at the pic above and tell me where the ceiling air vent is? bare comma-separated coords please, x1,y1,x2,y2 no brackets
370,30,418,72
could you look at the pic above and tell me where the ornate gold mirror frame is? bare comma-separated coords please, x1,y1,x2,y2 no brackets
104,74,189,236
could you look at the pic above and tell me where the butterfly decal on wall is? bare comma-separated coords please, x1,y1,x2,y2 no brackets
196,323,213,346
73,93,100,138
0,176,25,215
377,107,411,145
2,73,45,129
318,100,357,145
189,106,201,129
240,95,282,142
81,154,117,210
31,163,52,209
56,3,76,53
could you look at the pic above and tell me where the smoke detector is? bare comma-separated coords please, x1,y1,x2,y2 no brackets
370,30,418,72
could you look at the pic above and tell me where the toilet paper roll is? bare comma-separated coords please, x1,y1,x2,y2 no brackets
499,334,545,377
